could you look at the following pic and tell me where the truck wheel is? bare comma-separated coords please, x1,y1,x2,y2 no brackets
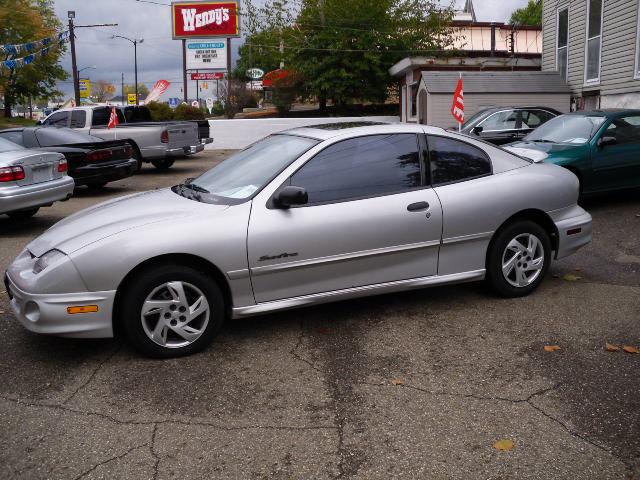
151,159,175,170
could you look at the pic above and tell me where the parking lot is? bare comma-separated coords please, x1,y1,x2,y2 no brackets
0,150,639,479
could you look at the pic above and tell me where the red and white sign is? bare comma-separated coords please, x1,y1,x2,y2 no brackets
191,72,224,80
108,107,119,129
172,1,240,39
144,80,171,104
451,77,464,124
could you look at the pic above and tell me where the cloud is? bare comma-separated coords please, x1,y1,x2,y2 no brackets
53,0,529,101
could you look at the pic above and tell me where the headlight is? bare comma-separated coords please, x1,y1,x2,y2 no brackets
33,249,66,274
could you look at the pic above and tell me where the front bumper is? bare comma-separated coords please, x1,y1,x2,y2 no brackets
0,176,74,215
552,208,593,259
72,158,137,186
4,272,115,338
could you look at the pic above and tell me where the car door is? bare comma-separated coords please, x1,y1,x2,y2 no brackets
247,133,443,304
477,109,522,145
590,115,640,191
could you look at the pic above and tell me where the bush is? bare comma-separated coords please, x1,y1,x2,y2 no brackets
146,101,174,121
212,101,224,116
244,95,258,109
174,104,205,120
272,71,303,116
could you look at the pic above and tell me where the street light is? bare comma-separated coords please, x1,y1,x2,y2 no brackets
111,35,144,105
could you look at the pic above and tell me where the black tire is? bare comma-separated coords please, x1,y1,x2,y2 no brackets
486,220,551,298
119,265,224,358
151,159,175,170
86,182,107,190
7,208,39,220
129,142,143,172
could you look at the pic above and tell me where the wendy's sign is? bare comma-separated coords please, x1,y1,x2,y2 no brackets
172,1,240,39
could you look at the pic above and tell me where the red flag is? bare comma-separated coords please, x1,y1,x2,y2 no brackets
108,106,119,129
451,77,464,124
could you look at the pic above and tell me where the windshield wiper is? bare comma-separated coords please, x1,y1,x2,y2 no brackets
174,183,205,202
183,183,209,194
528,139,554,143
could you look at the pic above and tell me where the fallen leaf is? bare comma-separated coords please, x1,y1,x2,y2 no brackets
623,346,639,354
544,345,561,352
391,379,405,386
562,274,581,281
605,343,620,352
494,439,515,451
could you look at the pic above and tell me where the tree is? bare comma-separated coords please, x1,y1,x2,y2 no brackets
289,0,454,110
0,0,68,117
92,80,116,102
509,0,542,26
123,83,150,99
235,29,289,80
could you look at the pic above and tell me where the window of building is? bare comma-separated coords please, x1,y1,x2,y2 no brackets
290,134,422,204
557,7,569,81
427,135,492,185
635,3,640,78
584,0,603,84
409,83,419,119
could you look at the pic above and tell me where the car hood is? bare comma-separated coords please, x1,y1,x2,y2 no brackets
27,188,229,256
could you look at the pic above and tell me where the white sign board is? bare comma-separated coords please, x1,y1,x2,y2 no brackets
186,40,227,70
192,100,200,108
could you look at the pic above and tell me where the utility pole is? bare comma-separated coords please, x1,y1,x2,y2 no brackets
134,40,139,105
121,72,124,106
182,39,188,102
68,11,80,105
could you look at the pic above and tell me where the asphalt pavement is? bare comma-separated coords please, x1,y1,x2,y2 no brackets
0,151,638,479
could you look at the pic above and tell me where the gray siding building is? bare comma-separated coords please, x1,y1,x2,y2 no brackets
543,0,640,109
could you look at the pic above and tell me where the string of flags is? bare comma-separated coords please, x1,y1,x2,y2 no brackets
1,31,69,70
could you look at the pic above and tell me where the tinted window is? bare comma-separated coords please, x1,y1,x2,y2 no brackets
0,131,24,146
428,136,491,185
44,111,69,127
35,128,102,147
70,110,86,128
291,134,421,204
522,110,556,129
603,116,640,145
91,107,110,127
479,110,519,131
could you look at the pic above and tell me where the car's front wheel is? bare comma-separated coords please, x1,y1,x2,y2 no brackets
120,265,224,357
486,220,551,297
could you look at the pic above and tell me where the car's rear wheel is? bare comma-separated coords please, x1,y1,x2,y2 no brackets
151,159,175,170
6,208,39,220
86,182,107,190
120,265,224,357
486,220,551,297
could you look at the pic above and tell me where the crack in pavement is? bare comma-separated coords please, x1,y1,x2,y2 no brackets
62,345,122,406
73,442,150,480
290,320,323,373
150,423,160,480
359,380,634,475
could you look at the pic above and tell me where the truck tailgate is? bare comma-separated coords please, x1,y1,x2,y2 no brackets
165,122,199,149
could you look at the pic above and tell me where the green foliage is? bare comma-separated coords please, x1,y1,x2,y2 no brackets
272,71,303,115
236,29,287,80
0,0,68,117
509,0,542,26
123,84,150,97
146,101,174,121
212,101,224,116
174,104,205,120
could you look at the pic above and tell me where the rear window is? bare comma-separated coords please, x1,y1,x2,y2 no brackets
0,137,24,152
92,107,125,127
35,128,102,147
0,131,24,146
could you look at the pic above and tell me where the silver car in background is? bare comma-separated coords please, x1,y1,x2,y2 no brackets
0,137,74,220
5,123,592,357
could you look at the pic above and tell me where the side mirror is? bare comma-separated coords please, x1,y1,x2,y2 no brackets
472,125,483,135
36,120,44,125
274,186,308,208
597,136,616,147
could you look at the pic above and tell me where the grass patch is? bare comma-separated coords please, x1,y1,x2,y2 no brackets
0,117,37,130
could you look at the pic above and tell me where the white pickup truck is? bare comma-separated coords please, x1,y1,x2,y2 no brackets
39,106,203,170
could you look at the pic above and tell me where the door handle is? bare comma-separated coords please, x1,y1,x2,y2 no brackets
407,201,430,212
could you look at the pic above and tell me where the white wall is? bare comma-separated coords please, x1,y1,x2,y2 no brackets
207,116,399,149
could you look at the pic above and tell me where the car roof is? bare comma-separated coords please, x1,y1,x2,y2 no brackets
565,109,640,118
282,122,446,140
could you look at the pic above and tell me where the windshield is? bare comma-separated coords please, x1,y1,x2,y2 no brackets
35,127,102,146
525,115,606,144
0,137,24,152
462,109,490,128
186,134,318,202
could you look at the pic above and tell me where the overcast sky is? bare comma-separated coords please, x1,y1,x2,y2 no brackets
52,0,529,100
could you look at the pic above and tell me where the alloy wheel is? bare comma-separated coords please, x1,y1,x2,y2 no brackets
501,233,545,288
140,281,210,348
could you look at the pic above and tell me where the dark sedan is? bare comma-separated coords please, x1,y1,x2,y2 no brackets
0,127,137,189
458,106,561,145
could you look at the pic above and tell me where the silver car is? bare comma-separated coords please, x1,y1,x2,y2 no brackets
0,137,74,219
5,123,592,357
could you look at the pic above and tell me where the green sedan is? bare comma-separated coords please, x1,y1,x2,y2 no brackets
505,110,640,195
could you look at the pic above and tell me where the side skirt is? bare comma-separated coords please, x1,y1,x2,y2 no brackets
231,269,486,319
